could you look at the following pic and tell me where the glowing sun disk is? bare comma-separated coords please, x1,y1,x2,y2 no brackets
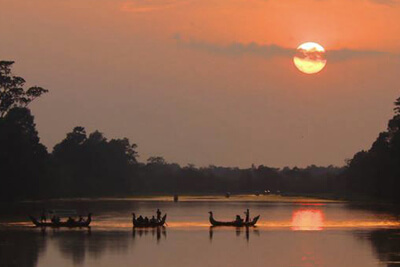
293,42,327,74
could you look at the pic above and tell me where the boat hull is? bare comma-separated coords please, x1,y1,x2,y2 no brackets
29,216,91,228
209,215,260,227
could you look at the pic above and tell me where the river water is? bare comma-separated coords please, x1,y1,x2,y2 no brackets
0,196,399,267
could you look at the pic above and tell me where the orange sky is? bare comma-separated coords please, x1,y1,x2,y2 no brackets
0,0,399,167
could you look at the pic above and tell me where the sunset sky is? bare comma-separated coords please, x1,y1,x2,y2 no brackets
1,0,399,167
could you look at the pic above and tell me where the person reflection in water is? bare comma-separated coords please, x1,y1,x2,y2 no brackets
209,226,258,242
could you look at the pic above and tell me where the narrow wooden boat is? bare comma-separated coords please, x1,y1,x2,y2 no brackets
29,213,92,228
208,212,260,227
132,214,167,228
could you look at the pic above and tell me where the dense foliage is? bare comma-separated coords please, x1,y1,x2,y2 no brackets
0,61,48,118
0,108,48,200
0,61,49,200
343,97,400,202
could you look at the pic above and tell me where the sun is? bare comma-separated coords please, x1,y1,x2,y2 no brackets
293,42,327,74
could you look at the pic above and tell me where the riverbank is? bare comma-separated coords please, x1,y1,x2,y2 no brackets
19,194,342,203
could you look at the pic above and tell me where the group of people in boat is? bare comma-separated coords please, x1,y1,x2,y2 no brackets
66,215,87,224
39,211,89,224
134,209,163,224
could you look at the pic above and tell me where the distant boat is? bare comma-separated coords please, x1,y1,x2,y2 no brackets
132,214,167,228
208,212,260,227
29,213,92,228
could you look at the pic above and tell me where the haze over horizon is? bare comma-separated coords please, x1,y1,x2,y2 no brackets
1,0,400,168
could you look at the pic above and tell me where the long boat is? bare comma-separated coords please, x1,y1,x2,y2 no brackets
132,214,167,228
208,212,260,227
29,213,92,228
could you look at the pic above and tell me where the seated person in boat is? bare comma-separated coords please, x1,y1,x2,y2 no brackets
51,216,61,224
78,216,84,222
40,211,47,223
51,215,58,224
144,217,149,224
67,217,76,224
137,215,144,223
235,215,244,223
150,216,157,224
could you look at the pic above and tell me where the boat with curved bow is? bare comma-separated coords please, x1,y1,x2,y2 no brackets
132,213,167,228
29,213,92,228
209,211,260,227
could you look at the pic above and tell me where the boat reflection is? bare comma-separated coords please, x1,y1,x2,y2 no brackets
0,229,47,267
292,209,324,231
43,229,130,265
39,226,92,235
132,226,167,243
209,226,260,242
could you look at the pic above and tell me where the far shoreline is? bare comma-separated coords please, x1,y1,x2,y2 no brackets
18,194,344,204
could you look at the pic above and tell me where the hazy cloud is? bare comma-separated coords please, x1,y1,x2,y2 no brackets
327,49,390,62
176,38,295,58
176,37,394,62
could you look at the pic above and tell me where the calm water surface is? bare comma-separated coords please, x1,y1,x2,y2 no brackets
1,196,400,267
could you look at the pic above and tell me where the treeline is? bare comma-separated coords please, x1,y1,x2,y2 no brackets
4,61,400,203
0,61,346,201
0,111,345,200
11,61,400,201
1,116,345,200
342,97,400,202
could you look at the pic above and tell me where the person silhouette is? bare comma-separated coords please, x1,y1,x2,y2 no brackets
40,210,47,223
156,209,161,221
244,209,250,223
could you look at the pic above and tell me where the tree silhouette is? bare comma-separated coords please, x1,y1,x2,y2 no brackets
344,95,400,202
51,127,139,197
0,61,48,201
0,108,48,200
0,61,48,118
147,156,166,165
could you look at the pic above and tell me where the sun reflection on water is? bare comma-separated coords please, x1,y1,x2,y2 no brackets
292,209,324,231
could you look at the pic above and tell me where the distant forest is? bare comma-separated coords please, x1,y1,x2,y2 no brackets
0,61,398,203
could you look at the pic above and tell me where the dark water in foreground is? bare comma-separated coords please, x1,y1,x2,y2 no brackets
1,196,400,267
